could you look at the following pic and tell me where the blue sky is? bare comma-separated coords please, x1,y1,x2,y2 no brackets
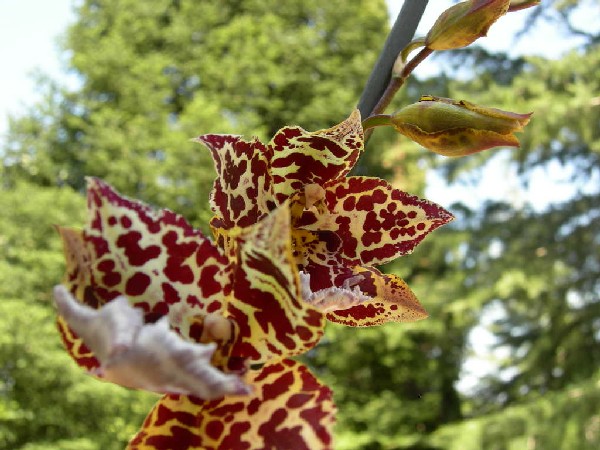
0,0,74,136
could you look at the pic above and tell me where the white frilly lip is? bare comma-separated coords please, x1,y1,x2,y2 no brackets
299,272,370,313
53,285,251,400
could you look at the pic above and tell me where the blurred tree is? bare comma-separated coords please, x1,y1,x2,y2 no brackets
428,372,600,450
405,2,599,448
443,40,600,411
313,1,600,448
0,182,157,449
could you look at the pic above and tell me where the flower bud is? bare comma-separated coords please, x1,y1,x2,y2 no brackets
425,0,510,51
391,95,532,157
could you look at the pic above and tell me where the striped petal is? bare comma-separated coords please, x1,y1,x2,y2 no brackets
226,204,325,364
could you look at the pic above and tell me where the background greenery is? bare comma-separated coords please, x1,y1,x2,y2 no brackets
1,0,598,448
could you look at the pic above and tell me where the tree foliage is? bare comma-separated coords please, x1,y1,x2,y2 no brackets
436,25,600,410
3,0,388,227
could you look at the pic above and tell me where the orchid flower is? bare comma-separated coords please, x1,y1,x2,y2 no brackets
196,109,453,326
54,112,453,449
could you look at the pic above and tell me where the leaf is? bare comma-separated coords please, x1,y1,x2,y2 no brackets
129,360,336,450
54,285,250,400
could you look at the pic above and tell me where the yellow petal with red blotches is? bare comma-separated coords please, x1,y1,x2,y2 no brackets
195,134,275,229
55,226,101,371
129,360,335,450
55,181,235,370
226,204,325,364
325,266,428,326
56,226,94,305
56,315,100,372
298,254,427,326
85,178,231,327
295,177,454,266
268,109,364,203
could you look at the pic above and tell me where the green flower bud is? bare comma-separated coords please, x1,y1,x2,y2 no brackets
425,0,510,51
391,95,532,157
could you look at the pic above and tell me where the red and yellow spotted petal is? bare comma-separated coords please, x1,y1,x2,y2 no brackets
129,360,335,450
56,315,100,371
227,204,325,364
296,176,454,266
85,178,231,326
325,266,428,326
55,226,101,370
56,227,92,301
196,134,275,229
269,109,364,203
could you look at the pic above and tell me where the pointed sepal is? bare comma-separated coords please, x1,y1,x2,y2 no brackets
295,177,454,265
269,109,364,202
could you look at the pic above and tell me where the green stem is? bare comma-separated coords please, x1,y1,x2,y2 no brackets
370,47,433,117
356,1,429,119
361,114,393,130
364,46,433,140
395,37,427,76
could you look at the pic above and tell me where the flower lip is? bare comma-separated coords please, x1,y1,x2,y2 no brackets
53,285,250,400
